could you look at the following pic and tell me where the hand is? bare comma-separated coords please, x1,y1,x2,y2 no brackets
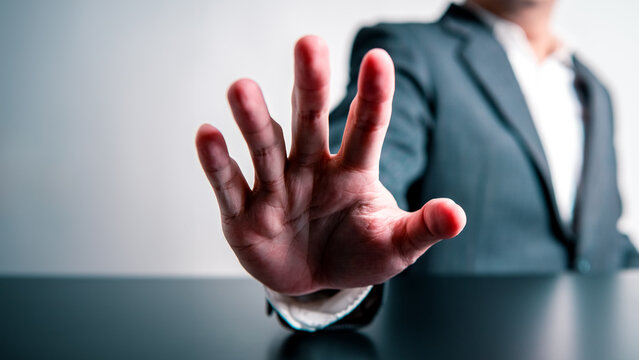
196,36,466,295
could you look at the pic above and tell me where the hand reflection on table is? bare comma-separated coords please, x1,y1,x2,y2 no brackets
270,331,379,360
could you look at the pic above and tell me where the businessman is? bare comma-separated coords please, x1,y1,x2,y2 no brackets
196,0,639,331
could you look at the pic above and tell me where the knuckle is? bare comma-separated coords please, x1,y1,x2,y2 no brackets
212,176,236,192
353,98,387,133
354,113,385,133
221,213,241,226
354,118,385,133
258,174,286,192
251,141,280,161
272,120,284,136
399,239,420,267
297,109,326,125
242,117,270,137
293,155,317,168
393,222,422,268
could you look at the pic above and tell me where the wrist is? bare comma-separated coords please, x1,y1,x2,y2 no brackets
291,289,341,302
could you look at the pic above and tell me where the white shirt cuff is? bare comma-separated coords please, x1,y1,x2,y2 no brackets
264,285,373,332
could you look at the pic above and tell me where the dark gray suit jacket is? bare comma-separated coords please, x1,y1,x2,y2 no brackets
329,4,639,275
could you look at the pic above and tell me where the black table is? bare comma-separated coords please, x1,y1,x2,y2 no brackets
1,272,638,359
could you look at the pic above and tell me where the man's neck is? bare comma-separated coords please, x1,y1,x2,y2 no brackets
466,0,558,62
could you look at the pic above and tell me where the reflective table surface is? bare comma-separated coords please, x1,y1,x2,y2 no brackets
1,272,638,359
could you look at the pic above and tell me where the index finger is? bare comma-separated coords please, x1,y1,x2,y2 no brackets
339,48,395,171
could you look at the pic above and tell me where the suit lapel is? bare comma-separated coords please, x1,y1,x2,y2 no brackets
571,57,609,244
441,5,571,239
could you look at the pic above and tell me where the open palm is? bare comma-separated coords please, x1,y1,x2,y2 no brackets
196,36,466,295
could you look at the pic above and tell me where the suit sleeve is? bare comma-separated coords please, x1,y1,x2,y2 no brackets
600,87,639,269
267,284,384,332
622,234,639,268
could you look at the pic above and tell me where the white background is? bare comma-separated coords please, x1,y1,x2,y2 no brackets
0,0,637,276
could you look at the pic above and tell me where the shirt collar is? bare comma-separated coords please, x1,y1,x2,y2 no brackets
464,2,573,67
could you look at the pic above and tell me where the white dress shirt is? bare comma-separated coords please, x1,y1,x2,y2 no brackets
472,5,584,225
266,6,585,332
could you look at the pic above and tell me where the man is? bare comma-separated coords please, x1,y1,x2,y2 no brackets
196,0,639,331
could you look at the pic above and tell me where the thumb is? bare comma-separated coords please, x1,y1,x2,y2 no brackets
395,198,466,265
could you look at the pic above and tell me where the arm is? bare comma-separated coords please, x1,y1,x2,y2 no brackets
196,34,465,320
266,24,440,331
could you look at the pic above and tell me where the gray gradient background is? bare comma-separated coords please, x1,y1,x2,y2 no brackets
0,0,637,276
